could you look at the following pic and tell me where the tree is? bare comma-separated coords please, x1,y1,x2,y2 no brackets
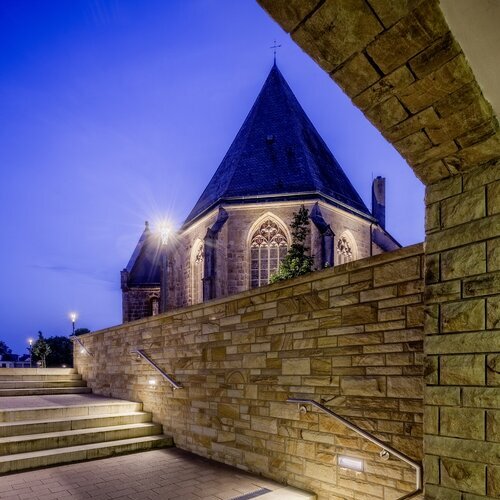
46,336,73,367
32,332,51,368
73,328,90,336
0,340,12,360
270,205,314,283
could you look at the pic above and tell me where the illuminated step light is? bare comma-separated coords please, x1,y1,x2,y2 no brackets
338,455,364,472
148,378,157,386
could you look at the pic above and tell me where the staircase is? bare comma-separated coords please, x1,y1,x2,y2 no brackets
0,368,173,473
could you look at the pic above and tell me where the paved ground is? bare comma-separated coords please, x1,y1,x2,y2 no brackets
0,448,307,500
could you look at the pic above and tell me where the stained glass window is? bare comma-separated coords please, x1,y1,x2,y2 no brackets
250,220,288,288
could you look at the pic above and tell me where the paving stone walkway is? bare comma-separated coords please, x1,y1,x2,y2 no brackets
0,448,311,500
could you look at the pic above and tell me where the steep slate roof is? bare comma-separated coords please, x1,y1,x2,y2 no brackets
184,63,372,226
125,222,161,285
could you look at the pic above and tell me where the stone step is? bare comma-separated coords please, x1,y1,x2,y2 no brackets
0,400,143,422
0,411,152,437
0,387,92,397
0,422,163,455
0,434,173,474
0,373,82,381
0,380,87,389
0,368,77,375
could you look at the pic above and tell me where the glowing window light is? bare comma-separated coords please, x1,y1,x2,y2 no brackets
148,379,157,386
338,455,364,472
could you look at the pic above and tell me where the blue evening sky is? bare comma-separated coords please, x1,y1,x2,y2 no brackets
0,0,424,354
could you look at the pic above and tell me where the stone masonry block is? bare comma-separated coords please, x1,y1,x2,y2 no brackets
398,54,475,113
341,304,377,325
256,0,320,33
488,238,500,272
394,131,432,160
440,407,485,440
441,457,486,495
487,354,500,386
364,95,408,131
486,410,500,443
463,272,500,298
353,65,414,111
457,116,499,149
374,256,421,286
441,243,486,280
440,354,485,386
426,331,500,355
440,187,485,229
409,31,461,79
426,175,462,205
463,161,500,191
387,106,440,144
340,376,386,396
387,376,423,398
487,296,500,329
433,81,483,118
332,52,380,98
463,387,500,409
488,465,500,498
488,180,500,215
366,0,447,74
282,358,310,375
425,202,440,233
441,299,485,332
367,0,424,29
292,0,383,73
426,99,493,146
426,214,500,254
425,253,440,284
445,132,500,173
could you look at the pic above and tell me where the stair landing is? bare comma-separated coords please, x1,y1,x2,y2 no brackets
0,448,316,499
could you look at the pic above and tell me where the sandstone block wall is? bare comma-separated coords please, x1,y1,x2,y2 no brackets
424,162,500,499
77,244,424,500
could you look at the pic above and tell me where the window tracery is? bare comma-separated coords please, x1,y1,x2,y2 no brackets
337,233,356,265
250,219,288,288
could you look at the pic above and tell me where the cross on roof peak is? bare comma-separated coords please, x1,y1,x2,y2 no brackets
270,40,281,64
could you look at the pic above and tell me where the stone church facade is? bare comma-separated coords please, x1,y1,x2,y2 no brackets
121,64,399,322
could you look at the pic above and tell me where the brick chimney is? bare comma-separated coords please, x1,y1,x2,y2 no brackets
372,176,386,229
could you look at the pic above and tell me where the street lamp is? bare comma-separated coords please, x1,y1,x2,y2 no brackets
28,338,33,368
69,312,77,336
158,221,171,314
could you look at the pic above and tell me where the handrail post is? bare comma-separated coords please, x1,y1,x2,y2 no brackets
131,349,182,390
71,336,93,357
287,398,422,499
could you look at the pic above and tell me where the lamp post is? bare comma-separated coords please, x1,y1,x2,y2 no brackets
28,338,33,368
159,222,170,314
70,312,77,336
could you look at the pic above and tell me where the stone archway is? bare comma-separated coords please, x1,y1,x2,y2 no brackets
257,1,500,497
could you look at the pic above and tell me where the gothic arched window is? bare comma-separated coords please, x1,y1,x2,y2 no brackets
150,297,159,316
337,232,357,265
191,242,204,304
250,219,288,288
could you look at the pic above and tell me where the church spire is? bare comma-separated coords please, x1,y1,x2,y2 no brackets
183,64,371,226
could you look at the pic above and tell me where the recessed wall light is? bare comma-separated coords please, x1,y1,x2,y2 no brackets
338,455,363,471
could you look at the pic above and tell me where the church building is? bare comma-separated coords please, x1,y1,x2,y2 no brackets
121,64,400,322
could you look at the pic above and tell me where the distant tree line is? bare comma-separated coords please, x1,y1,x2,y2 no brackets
0,327,91,368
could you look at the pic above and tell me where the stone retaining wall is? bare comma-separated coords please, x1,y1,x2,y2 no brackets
76,244,424,500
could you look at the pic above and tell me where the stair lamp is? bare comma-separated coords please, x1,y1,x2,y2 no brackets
338,455,364,472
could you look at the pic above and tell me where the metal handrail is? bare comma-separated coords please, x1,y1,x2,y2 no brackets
287,398,422,499
131,349,182,390
71,336,93,357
